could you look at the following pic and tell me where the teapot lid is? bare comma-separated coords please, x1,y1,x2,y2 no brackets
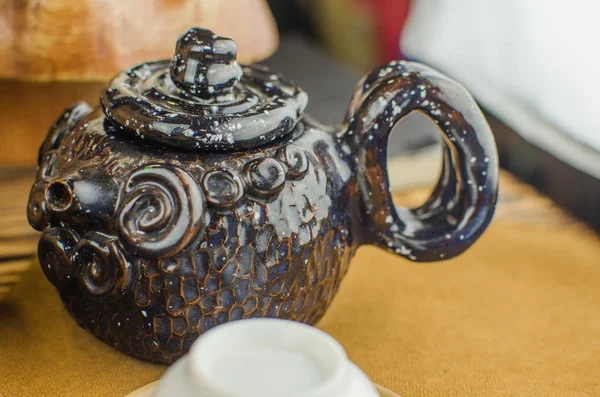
100,27,308,151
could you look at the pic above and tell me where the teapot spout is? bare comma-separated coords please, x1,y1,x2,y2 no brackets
28,168,119,233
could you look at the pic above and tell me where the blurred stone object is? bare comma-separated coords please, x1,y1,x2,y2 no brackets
0,0,278,81
0,0,278,165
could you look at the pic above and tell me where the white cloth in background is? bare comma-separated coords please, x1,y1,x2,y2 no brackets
401,0,600,154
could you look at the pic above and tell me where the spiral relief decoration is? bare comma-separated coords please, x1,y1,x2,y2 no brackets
117,164,205,258
27,180,51,231
73,232,136,300
38,227,80,287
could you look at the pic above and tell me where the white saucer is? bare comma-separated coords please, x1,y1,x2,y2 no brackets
125,380,400,397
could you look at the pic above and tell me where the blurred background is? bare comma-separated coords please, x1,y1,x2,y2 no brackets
0,0,598,232
2,4,599,395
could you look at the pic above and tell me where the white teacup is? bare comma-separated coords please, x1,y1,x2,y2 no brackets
153,319,379,397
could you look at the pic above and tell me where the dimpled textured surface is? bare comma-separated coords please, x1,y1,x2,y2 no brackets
30,105,362,363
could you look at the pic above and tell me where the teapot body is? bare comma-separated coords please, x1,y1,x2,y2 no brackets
30,106,363,363
28,27,500,364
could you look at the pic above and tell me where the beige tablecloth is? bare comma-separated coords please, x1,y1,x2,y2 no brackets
1,176,600,396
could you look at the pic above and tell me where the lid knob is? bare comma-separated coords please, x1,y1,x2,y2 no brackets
101,26,308,151
170,27,243,97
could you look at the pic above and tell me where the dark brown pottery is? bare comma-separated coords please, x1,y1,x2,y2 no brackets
28,27,499,363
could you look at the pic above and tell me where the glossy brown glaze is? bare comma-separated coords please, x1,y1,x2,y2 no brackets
28,28,499,363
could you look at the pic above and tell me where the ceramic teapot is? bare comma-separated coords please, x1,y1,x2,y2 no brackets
27,27,498,363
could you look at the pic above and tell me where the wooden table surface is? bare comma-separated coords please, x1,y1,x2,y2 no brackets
1,167,599,397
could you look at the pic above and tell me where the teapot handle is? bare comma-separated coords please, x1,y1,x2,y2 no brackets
345,61,498,262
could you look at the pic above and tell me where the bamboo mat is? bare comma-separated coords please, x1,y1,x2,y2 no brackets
0,168,38,302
